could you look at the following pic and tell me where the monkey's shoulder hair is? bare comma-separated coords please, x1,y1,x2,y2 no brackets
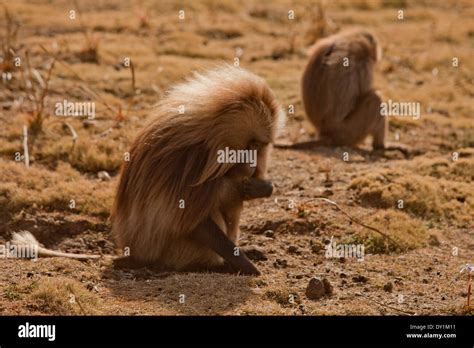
310,28,381,66
113,65,284,234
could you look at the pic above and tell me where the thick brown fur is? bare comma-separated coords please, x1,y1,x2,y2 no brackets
112,66,284,273
300,29,386,149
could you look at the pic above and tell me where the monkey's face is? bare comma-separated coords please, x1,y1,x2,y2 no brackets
248,139,272,178
227,162,257,179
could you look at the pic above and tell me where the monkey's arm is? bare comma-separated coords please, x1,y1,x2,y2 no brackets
241,177,273,200
190,218,260,276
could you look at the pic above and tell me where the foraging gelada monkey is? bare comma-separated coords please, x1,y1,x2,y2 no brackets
278,29,391,150
112,66,284,275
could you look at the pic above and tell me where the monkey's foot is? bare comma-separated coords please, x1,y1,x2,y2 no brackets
375,143,420,158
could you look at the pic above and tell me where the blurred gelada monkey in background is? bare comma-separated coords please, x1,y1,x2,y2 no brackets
112,65,285,275
277,29,408,154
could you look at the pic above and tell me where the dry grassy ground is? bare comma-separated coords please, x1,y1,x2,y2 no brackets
0,0,473,315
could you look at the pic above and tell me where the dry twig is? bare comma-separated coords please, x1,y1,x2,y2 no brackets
39,44,117,116
22,125,29,167
355,292,416,315
1,5,20,73
22,51,56,134
66,284,86,315
64,122,78,153
310,197,402,248
129,58,136,93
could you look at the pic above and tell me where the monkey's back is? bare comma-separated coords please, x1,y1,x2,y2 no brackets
302,30,376,132
112,125,221,269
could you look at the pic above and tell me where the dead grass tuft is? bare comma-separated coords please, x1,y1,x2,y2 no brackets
69,139,123,173
265,289,300,307
73,0,101,64
0,5,20,75
349,166,474,225
346,209,428,253
303,2,336,46
30,277,99,315
412,157,474,182
21,53,56,135
0,160,114,217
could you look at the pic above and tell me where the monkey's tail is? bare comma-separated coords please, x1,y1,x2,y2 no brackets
274,140,327,149
10,231,100,260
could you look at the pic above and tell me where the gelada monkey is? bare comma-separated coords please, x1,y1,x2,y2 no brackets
8,67,284,275
277,29,408,154
112,65,285,275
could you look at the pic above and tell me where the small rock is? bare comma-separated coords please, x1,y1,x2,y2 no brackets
339,272,347,278
26,272,34,278
291,219,311,234
311,243,322,253
305,277,326,300
428,234,440,246
383,282,393,292
98,171,111,181
273,258,288,268
352,275,368,283
83,120,97,128
299,303,306,314
264,230,274,238
96,238,107,248
323,189,334,196
322,278,333,295
242,246,267,261
287,245,299,254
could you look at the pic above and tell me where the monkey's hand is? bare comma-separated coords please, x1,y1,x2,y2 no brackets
242,177,273,200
